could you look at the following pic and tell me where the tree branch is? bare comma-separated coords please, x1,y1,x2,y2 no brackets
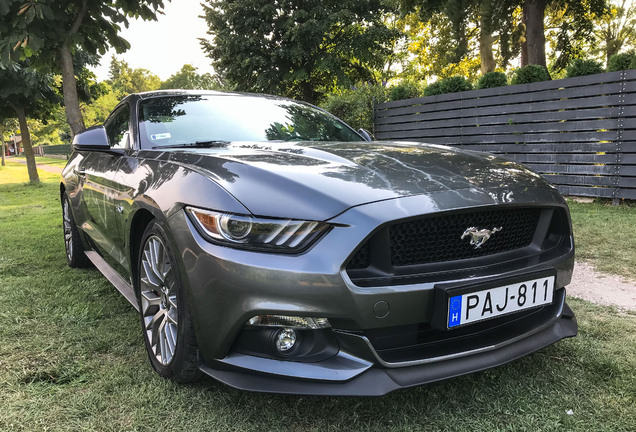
69,0,88,36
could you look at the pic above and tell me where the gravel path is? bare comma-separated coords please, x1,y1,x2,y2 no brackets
9,158,64,174
570,262,636,311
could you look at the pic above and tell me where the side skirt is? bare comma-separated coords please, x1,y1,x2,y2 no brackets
85,250,139,312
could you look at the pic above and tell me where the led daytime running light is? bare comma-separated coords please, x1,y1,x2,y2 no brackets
248,315,331,329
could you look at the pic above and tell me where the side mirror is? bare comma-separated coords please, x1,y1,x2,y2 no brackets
72,126,110,151
358,128,374,142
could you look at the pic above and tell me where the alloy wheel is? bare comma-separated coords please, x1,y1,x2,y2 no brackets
139,235,178,366
62,199,73,260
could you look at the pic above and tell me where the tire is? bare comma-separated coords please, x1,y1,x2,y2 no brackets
62,194,91,268
137,220,202,382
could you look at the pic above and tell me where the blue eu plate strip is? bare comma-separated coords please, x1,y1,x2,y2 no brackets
448,295,462,328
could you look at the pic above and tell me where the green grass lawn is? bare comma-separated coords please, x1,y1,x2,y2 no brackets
1,161,635,431
569,199,636,280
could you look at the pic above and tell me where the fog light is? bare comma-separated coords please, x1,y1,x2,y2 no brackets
275,328,297,353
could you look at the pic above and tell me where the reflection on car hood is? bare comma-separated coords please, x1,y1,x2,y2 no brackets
150,141,553,220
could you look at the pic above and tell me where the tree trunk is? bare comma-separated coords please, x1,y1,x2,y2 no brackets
301,81,316,105
59,42,86,139
12,105,40,183
524,0,547,67
1,122,5,167
606,37,620,65
479,11,496,75
521,9,529,66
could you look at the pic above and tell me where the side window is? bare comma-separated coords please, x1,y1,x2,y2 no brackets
104,105,130,149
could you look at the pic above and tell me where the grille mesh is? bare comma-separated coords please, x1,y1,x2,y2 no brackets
347,207,542,270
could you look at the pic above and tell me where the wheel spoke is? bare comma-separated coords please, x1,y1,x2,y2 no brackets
141,291,161,314
158,319,168,363
165,323,176,355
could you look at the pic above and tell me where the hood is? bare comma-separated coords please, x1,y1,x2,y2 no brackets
149,141,553,220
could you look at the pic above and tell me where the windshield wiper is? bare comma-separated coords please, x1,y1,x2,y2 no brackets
153,140,230,149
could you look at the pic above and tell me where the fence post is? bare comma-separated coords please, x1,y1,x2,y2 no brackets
372,97,377,137
613,70,627,206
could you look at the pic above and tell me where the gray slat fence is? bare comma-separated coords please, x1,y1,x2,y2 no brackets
374,69,636,201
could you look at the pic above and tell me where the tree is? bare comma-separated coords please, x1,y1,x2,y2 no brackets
394,0,520,75
108,56,162,97
594,0,636,63
0,117,13,166
0,65,59,182
522,0,608,68
0,0,167,138
200,0,400,104
160,64,222,90
397,10,482,80
81,83,120,126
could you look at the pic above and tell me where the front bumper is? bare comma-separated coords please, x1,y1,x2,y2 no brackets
166,186,577,396
200,303,577,396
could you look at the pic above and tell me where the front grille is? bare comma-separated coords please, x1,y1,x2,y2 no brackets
345,206,571,286
389,207,541,267
346,242,370,270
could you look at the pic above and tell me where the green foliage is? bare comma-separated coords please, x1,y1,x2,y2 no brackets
0,0,166,137
566,58,605,77
591,0,636,63
439,75,473,93
476,71,507,89
423,81,444,96
545,0,610,72
81,83,120,127
160,65,222,90
607,51,636,71
423,75,472,96
0,1,166,65
0,63,59,120
395,1,520,75
511,65,551,85
397,11,482,82
201,0,400,103
107,56,161,97
631,54,636,69
389,81,422,101
319,84,388,131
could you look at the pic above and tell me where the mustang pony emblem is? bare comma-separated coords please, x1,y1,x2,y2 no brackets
461,226,502,249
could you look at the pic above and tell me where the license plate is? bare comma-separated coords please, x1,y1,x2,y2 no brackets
447,275,555,328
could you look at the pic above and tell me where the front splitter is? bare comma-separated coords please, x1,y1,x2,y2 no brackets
198,310,578,396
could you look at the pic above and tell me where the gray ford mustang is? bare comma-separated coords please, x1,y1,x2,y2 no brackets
61,90,577,396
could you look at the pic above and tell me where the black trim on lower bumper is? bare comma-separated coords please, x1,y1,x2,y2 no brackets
198,305,577,396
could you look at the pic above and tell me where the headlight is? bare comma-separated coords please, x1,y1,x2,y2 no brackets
186,207,330,252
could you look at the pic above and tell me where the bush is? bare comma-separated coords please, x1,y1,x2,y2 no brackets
476,71,507,89
511,65,550,85
389,81,421,101
319,84,387,131
566,59,604,78
439,75,473,93
632,55,636,69
607,51,635,71
423,81,443,96
423,76,473,96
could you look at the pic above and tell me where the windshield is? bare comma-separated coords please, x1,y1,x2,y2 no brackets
138,94,362,149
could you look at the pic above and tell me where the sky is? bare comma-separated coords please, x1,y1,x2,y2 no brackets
90,0,215,82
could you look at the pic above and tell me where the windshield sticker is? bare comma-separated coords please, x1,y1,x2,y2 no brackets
151,133,171,140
